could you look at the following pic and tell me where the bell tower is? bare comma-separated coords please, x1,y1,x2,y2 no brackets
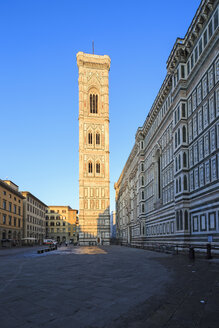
76,52,111,245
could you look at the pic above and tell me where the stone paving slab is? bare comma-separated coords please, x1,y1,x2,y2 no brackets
0,245,218,327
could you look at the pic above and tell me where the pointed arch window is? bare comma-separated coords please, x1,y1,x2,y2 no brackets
88,162,93,173
178,154,181,170
90,94,98,113
88,132,93,144
96,162,100,174
96,133,100,145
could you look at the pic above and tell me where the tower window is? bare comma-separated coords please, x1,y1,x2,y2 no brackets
88,132,93,144
88,162,93,173
96,133,100,145
96,163,100,174
90,94,98,113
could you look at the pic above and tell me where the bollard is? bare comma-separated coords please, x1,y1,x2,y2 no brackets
206,243,212,259
189,246,195,260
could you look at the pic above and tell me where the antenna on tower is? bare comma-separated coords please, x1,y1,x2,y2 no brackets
92,41,94,54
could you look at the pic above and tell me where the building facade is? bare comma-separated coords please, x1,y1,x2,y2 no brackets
0,180,24,247
46,206,78,244
115,0,219,248
21,191,47,244
77,52,111,245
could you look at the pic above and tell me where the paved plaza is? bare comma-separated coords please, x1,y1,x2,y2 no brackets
0,245,219,328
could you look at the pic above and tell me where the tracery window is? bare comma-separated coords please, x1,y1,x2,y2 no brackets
88,162,93,173
96,163,100,174
88,132,93,144
96,133,100,145
90,94,98,113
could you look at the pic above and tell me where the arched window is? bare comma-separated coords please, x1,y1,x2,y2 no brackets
184,210,188,230
90,94,92,113
88,132,93,144
183,152,187,167
175,133,177,148
179,177,181,192
95,95,98,112
90,94,98,113
141,176,144,186
183,175,187,190
183,126,186,142
178,154,181,170
88,162,93,173
96,133,100,145
142,191,144,200
96,163,100,174
175,157,178,171
176,180,178,193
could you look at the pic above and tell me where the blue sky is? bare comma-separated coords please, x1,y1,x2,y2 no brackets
0,0,200,210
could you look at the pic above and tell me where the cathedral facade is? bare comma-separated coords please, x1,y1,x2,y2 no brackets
115,0,219,248
77,52,111,245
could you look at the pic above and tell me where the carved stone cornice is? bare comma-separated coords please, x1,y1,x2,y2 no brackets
166,0,217,73
77,52,111,71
